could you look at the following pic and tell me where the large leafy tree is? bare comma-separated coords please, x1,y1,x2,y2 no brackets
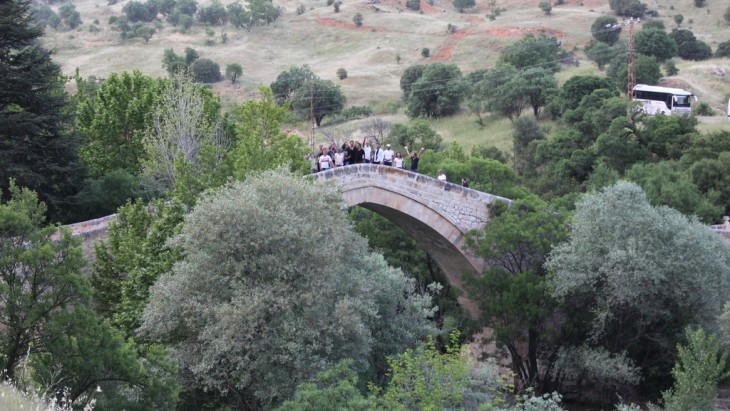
497,34,564,73
464,197,569,392
591,16,621,45
290,78,346,126
0,0,82,221
0,181,87,379
76,71,164,178
141,75,231,200
547,181,730,393
229,86,309,179
406,63,465,118
270,65,317,104
139,170,436,408
634,28,677,61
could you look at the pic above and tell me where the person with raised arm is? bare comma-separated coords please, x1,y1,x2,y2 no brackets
404,146,425,173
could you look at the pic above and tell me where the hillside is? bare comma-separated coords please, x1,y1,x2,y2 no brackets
42,0,730,146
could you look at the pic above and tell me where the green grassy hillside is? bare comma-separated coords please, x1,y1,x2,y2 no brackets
42,0,730,150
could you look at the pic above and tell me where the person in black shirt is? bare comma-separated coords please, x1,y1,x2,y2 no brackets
405,146,425,173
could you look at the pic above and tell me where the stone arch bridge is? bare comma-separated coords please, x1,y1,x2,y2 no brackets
62,164,512,316
314,164,512,313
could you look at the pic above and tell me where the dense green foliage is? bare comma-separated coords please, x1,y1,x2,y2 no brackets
591,16,621,45
405,63,466,118
0,0,82,221
140,171,437,408
547,182,730,396
465,198,569,391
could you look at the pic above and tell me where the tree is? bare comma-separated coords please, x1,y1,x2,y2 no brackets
290,78,346,126
607,53,662,93
694,0,705,7
634,28,677,61
122,0,157,22
591,16,621,45
229,86,310,179
399,64,425,100
539,1,552,15
465,198,569,391
670,29,712,61
725,5,730,24
388,119,443,151
608,0,646,17
139,170,436,408
0,0,83,221
225,63,243,83
662,327,729,411
453,0,474,12
336,67,348,79
76,71,163,177
406,63,465,118
141,75,230,198
0,182,87,379
270,65,317,104
197,0,228,25
406,0,419,10
673,14,683,27
497,34,564,73
547,182,730,392
715,41,730,57
353,12,363,26
58,3,82,29
191,58,221,83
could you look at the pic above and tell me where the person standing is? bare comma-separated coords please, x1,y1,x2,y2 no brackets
437,169,447,181
405,146,425,173
394,152,405,169
372,143,384,165
334,148,345,167
461,177,469,187
319,150,333,171
382,144,394,166
363,140,372,163
352,142,364,164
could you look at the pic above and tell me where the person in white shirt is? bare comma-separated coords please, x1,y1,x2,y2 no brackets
394,152,404,169
437,169,447,181
363,139,372,163
372,143,384,165
334,149,345,167
382,144,395,166
319,152,333,170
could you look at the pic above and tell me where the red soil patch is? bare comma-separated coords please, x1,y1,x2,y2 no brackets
431,27,473,62
483,27,566,38
420,0,444,15
461,15,483,24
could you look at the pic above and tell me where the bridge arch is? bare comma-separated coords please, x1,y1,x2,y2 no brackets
314,164,512,315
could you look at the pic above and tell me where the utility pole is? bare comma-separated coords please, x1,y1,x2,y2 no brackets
626,17,639,100
309,82,315,154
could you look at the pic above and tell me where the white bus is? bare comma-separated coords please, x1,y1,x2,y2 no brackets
632,84,695,116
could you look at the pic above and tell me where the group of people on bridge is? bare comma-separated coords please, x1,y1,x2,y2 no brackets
311,138,425,173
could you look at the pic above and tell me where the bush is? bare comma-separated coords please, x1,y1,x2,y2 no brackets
406,0,420,10
694,0,705,7
197,0,228,25
716,41,730,58
122,0,157,23
296,3,306,15
353,12,363,26
608,0,646,17
341,105,372,119
421,47,430,57
333,1,341,12
693,102,715,116
539,1,552,15
191,58,222,83
226,63,243,83
664,59,678,76
336,68,348,80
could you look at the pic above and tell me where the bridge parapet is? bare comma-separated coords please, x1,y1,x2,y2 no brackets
314,164,511,233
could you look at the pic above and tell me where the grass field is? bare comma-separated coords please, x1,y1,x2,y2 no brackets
42,0,730,150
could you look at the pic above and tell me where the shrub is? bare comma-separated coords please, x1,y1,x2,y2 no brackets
664,59,678,76
725,5,730,24
539,1,552,15
673,13,683,26
693,102,715,116
333,1,341,12
336,68,348,80
353,12,363,26
296,3,306,15
694,0,705,7
225,63,243,83
406,0,420,11
421,47,430,57
191,58,221,83
716,41,730,58
341,105,373,119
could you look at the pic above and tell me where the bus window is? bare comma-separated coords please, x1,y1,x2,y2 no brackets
673,95,690,107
